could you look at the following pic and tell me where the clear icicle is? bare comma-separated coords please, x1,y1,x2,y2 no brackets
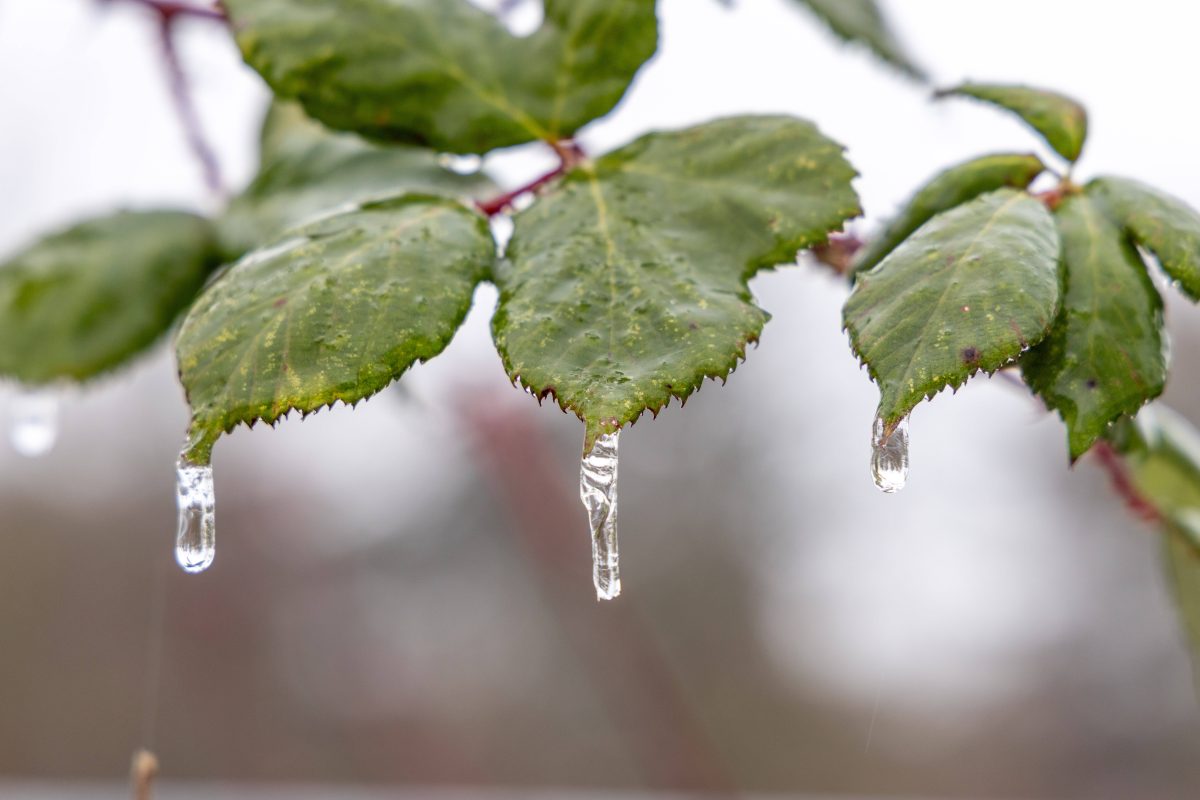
871,415,910,494
580,431,621,600
175,456,216,574
10,389,59,457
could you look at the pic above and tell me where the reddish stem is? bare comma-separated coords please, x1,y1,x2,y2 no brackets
476,140,585,217
1091,440,1161,523
811,232,864,276
109,0,227,21
155,12,225,197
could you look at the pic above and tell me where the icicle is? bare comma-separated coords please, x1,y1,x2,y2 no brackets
871,415,910,494
10,389,59,457
580,431,621,600
175,455,215,574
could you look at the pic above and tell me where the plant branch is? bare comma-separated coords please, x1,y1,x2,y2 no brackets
153,9,226,198
109,0,227,22
1091,439,1162,523
476,140,586,217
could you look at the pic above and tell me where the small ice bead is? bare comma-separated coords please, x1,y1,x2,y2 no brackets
871,415,910,494
580,431,621,600
175,458,216,573
10,390,59,457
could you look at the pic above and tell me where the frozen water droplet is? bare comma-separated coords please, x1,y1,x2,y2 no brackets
580,431,620,600
10,389,59,457
175,455,215,574
871,415,909,494
437,153,483,175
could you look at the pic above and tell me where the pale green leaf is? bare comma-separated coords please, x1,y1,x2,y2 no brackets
1090,176,1200,301
492,115,861,449
225,0,658,153
854,152,1046,275
0,211,219,385
219,103,497,256
792,0,925,80
845,189,1060,429
936,83,1089,163
1021,193,1165,460
177,194,494,464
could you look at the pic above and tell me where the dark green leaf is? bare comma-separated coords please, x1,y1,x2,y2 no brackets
845,189,1060,429
854,152,1045,275
492,115,861,449
1090,176,1200,301
225,0,658,154
1021,193,1165,460
219,103,497,256
792,0,925,80
177,194,494,464
0,211,218,385
935,83,1089,163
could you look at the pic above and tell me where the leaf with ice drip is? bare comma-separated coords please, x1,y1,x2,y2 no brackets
844,189,1060,431
177,194,494,464
219,103,498,257
1021,193,1165,460
935,83,1089,163
0,211,219,385
491,115,861,450
1089,176,1200,302
790,0,926,80
224,0,658,154
853,152,1046,275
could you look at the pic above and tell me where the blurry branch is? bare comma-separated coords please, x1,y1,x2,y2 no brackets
810,232,864,277
107,0,226,22
100,0,227,198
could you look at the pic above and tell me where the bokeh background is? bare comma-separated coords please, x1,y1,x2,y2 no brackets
2,0,1200,797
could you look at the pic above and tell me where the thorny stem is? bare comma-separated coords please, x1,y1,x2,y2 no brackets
476,140,586,217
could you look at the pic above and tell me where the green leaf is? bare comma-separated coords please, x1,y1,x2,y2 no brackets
853,152,1046,275
844,189,1060,429
0,211,219,385
492,115,860,450
224,0,658,154
1165,524,1200,689
791,0,926,80
935,83,1089,163
219,103,497,257
1021,193,1165,460
1116,406,1200,687
1090,176,1200,301
177,194,494,464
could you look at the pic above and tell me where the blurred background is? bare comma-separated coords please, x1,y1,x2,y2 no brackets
2,0,1200,797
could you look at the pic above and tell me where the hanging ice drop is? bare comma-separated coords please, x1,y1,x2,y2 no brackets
871,415,909,494
580,431,621,600
175,456,215,573
10,389,59,457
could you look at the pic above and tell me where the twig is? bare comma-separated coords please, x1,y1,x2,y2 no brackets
155,12,225,198
1091,439,1161,522
811,232,864,276
108,0,226,22
476,140,585,217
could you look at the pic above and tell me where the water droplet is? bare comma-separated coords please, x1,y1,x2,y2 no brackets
175,455,215,574
10,389,59,457
580,431,620,600
871,415,909,494
437,153,483,175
